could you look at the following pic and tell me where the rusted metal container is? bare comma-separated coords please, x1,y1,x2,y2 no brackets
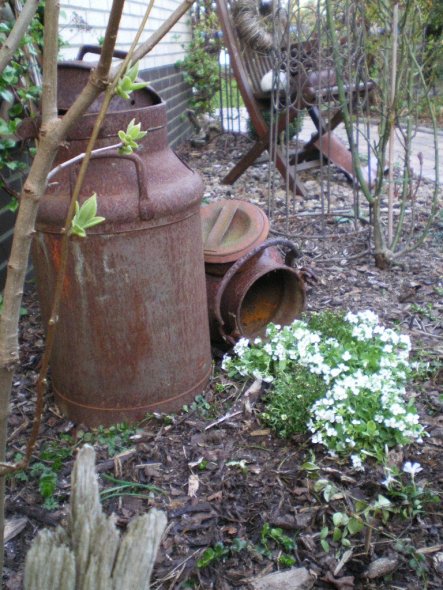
32,58,212,426
202,200,305,345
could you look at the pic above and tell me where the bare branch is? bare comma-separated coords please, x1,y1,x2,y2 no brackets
47,143,122,181
0,0,39,76
94,0,126,82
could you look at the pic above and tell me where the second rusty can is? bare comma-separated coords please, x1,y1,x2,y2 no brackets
201,200,305,345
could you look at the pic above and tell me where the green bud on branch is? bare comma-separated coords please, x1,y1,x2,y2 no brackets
115,61,148,100
70,193,105,238
118,118,148,155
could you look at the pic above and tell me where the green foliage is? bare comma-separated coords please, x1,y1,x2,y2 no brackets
247,108,304,143
197,542,230,568
118,118,148,155
261,364,324,438
100,474,164,502
0,14,43,197
182,393,212,416
260,523,295,553
25,438,75,509
223,310,424,467
196,527,296,571
115,62,148,101
381,463,440,519
395,540,429,581
178,11,220,116
77,422,137,457
69,193,105,238
315,478,395,553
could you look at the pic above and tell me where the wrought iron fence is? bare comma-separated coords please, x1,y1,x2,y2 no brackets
190,1,440,261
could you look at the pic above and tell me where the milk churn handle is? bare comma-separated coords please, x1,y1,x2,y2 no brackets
76,45,128,61
214,237,302,344
79,150,153,221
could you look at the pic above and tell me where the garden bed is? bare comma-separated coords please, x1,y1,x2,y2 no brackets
3,133,443,589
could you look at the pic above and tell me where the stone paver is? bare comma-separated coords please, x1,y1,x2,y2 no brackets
299,118,442,182
217,107,442,182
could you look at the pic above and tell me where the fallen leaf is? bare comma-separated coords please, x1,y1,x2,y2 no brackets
4,517,27,543
364,557,399,579
321,571,355,589
250,429,271,436
187,474,199,498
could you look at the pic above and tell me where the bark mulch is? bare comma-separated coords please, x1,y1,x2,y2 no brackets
3,133,443,589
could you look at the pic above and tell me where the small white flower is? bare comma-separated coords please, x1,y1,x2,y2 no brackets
233,337,250,356
342,350,352,361
381,471,397,488
345,311,358,324
403,461,423,478
263,343,273,355
221,355,231,371
351,454,365,471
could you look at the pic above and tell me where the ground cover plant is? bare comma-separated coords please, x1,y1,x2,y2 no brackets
223,310,425,467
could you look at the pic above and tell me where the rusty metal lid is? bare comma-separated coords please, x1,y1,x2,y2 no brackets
201,200,269,263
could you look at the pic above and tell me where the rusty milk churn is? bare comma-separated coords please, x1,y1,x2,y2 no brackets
202,199,306,346
32,55,212,426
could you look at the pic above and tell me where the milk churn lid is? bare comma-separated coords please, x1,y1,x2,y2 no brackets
201,199,269,263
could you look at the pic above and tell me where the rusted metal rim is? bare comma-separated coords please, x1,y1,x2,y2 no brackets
201,199,270,264
214,237,302,343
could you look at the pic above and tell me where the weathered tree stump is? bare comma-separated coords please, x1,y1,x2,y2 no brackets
24,445,166,590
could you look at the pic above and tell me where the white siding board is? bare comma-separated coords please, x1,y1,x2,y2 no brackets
59,0,192,69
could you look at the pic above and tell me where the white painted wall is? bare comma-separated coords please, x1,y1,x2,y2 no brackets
59,1,192,69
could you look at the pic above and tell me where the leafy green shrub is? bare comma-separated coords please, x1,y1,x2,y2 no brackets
223,310,425,467
0,13,43,208
178,12,220,116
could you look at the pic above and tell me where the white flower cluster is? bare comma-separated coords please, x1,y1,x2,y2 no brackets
222,310,424,468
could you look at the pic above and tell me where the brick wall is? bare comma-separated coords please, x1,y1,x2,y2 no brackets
142,64,193,147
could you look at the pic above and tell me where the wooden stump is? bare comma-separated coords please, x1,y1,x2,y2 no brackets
24,445,166,590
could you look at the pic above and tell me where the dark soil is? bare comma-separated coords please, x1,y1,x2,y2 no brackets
4,134,443,589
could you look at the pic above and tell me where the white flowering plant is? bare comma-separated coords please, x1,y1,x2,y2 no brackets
380,462,439,518
222,310,426,466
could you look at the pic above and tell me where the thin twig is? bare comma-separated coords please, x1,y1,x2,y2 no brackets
0,0,39,76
